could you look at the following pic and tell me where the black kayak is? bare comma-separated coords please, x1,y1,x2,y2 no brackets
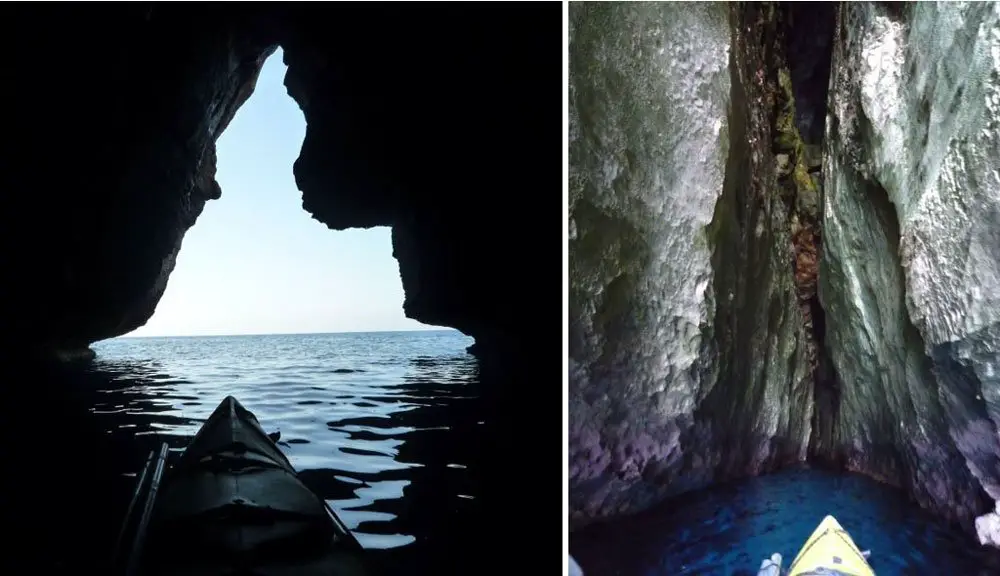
114,395,370,576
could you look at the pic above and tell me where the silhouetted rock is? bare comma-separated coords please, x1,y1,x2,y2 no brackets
1,4,561,376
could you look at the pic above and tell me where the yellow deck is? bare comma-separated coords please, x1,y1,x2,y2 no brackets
787,515,875,576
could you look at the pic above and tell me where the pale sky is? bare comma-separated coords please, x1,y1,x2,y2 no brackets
127,50,435,337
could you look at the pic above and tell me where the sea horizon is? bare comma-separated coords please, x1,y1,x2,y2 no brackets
114,327,460,340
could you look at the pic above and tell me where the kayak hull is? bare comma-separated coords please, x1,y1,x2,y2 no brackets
787,515,874,576
135,396,369,576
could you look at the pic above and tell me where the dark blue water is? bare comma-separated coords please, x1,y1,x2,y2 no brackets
6,330,480,573
570,468,1000,576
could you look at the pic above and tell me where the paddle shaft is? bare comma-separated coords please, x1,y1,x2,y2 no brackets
124,442,170,576
111,449,156,569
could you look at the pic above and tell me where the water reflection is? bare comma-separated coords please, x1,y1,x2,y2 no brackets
7,331,481,574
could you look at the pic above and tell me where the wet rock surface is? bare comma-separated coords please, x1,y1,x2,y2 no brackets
569,3,811,528
821,1,1000,539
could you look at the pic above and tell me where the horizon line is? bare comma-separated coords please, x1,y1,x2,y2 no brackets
111,327,462,340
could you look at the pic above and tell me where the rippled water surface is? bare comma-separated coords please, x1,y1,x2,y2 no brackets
9,330,480,572
570,468,1000,576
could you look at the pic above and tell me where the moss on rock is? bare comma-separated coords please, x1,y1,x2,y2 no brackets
774,65,819,223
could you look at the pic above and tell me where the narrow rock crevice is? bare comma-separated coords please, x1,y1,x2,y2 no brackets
699,0,815,477
781,3,836,146
752,3,840,466
769,3,838,467
569,1,1000,549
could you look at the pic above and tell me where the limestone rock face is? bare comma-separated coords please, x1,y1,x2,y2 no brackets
821,2,1000,534
568,3,812,527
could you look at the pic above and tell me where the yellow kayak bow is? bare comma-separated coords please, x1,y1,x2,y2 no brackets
787,515,875,576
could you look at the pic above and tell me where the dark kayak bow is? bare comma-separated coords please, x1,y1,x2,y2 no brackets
115,395,370,576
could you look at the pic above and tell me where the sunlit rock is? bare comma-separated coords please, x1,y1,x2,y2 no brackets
821,1,1000,537
978,501,1000,548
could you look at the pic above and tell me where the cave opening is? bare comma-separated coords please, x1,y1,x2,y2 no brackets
126,49,436,338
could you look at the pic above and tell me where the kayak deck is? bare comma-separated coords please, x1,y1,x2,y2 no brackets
126,396,368,576
786,515,874,576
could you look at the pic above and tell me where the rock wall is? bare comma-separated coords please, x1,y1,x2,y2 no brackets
278,7,564,362
821,1,1000,539
3,4,276,358
568,2,812,528
569,1,1000,549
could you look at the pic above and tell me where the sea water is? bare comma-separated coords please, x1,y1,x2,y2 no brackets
570,467,1000,575
6,330,479,573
